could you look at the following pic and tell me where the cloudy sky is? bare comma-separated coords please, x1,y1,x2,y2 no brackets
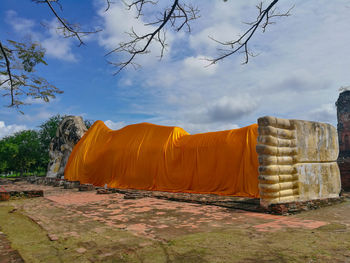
1,0,349,138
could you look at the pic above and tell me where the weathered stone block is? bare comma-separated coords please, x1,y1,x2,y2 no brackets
296,162,341,201
293,120,339,162
63,180,80,189
257,116,341,208
79,184,94,191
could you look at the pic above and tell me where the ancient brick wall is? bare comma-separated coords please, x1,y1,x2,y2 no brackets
336,90,350,190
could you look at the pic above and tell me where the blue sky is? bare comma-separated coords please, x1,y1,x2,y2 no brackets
1,0,350,138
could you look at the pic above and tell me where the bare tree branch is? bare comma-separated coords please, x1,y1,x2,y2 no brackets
107,0,200,74
33,0,102,46
0,41,14,106
208,0,293,65
123,0,158,19
105,0,115,12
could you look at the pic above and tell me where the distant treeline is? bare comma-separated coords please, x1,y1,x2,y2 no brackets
0,115,92,177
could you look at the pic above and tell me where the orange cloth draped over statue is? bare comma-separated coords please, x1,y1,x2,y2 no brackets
64,121,260,197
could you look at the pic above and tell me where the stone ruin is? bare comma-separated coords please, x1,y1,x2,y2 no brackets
46,116,87,178
336,89,350,190
256,116,341,211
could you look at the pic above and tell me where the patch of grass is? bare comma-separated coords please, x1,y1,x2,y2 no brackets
0,205,62,262
1,198,350,263
133,226,350,263
0,201,155,262
0,171,46,178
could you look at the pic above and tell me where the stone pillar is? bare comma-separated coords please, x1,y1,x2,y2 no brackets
336,90,350,191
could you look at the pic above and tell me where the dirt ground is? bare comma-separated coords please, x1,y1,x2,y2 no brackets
0,181,350,263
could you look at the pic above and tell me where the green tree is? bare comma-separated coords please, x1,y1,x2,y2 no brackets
38,114,65,153
0,40,62,110
0,137,19,174
0,115,93,176
0,130,42,175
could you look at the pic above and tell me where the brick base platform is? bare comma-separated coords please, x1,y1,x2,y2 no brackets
8,190,44,199
1,190,44,201
23,177,348,215
78,184,95,191
266,197,345,215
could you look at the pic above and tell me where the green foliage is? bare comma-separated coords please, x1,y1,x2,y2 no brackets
0,130,44,175
38,114,65,154
84,119,94,129
0,39,62,109
0,114,94,176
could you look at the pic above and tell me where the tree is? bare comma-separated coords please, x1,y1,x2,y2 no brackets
0,137,19,174
0,130,42,175
0,114,93,175
38,114,65,154
0,40,62,110
1,0,291,107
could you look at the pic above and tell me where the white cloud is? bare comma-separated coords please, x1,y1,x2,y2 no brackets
305,104,337,124
206,95,258,122
189,23,241,56
181,56,218,77
6,10,35,33
166,121,240,135
181,95,258,125
0,121,27,138
17,109,54,123
97,1,175,66
23,97,52,105
41,36,76,62
6,11,76,62
104,120,126,130
40,20,77,62
3,1,349,134
108,0,349,131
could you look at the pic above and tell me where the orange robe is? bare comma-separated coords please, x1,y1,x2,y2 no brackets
65,121,259,197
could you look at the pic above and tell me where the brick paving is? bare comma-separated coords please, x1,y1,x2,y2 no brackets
44,190,328,238
1,181,331,238
0,230,23,263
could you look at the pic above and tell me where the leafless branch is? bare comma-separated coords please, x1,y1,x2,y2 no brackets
208,0,293,65
107,0,200,74
105,0,115,12
0,41,14,106
123,0,158,19
33,0,101,46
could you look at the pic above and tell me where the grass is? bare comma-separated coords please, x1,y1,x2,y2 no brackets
0,171,46,178
0,205,63,262
0,202,151,262
1,198,350,262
